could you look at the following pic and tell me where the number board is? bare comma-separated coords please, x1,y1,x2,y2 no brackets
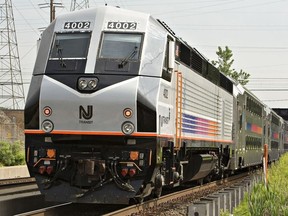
64,21,91,29
107,22,137,30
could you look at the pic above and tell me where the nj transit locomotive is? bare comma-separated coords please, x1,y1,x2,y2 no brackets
25,6,286,204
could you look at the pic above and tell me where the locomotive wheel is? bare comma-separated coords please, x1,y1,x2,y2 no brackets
130,196,144,204
153,174,164,198
203,175,212,183
135,196,144,204
153,185,162,198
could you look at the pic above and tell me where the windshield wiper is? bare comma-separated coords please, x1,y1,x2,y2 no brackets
118,46,138,68
56,44,66,68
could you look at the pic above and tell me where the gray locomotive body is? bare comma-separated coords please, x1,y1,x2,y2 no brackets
25,6,284,204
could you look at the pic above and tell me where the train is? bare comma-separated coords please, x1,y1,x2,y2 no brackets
24,6,288,204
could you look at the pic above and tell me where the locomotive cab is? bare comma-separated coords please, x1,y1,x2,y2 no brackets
47,32,91,75
96,32,143,75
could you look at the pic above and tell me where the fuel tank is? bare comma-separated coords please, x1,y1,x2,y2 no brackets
183,154,218,181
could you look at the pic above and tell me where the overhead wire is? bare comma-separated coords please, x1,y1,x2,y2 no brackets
12,4,40,36
10,0,288,105
154,0,287,18
154,0,241,16
28,0,49,25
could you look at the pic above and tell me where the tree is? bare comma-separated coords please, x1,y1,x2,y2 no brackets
211,46,250,85
0,141,25,166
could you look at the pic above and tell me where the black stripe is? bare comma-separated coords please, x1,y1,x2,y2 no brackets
137,101,156,132
25,76,43,129
46,74,136,92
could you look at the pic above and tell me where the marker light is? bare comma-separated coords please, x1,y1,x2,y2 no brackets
39,166,46,174
47,149,56,158
121,121,135,135
42,120,54,133
130,151,139,160
123,108,133,118
46,166,54,175
43,106,52,117
121,168,128,177
129,168,136,177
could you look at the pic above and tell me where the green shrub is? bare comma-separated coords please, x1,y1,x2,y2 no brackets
220,209,231,216
234,153,288,216
0,141,25,166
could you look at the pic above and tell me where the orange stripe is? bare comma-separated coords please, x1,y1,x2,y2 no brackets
157,134,174,138
24,129,157,137
160,134,232,143
157,134,231,143
24,130,232,143
180,135,233,143
54,130,122,136
24,130,44,134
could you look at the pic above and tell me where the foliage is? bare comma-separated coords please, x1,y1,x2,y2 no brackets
220,209,231,216
233,153,288,216
0,141,25,166
211,46,250,85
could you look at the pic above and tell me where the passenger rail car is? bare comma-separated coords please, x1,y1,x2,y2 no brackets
25,6,285,204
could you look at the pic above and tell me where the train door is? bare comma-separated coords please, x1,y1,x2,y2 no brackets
236,93,245,168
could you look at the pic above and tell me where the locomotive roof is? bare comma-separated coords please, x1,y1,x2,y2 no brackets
53,6,153,33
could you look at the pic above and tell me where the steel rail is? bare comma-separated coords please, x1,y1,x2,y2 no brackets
0,177,35,186
104,172,252,216
14,202,72,216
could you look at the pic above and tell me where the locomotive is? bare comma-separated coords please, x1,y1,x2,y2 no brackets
24,6,286,204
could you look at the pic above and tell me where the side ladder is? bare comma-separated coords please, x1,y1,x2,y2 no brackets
175,71,183,150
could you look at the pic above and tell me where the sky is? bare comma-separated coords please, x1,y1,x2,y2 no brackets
10,0,288,108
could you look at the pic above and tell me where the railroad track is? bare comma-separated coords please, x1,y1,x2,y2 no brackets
16,203,125,216
0,177,49,216
0,177,38,198
15,203,73,216
0,177,35,186
14,170,261,216
104,170,260,216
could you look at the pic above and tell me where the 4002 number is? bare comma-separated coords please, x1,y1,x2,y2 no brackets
107,22,137,30
64,21,91,29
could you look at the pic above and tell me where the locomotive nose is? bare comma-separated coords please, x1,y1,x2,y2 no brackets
39,75,138,134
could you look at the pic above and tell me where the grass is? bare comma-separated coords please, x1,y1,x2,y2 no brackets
231,153,288,216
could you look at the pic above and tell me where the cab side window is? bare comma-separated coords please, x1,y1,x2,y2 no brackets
161,38,173,82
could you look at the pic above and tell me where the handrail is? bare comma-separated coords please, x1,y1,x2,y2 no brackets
175,71,183,150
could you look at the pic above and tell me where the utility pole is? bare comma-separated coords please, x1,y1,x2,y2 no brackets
50,0,55,23
0,0,25,109
39,0,63,23
70,0,89,11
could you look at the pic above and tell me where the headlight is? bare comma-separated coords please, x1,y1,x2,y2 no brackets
121,121,135,135
78,77,98,91
88,79,98,89
78,79,88,90
42,120,54,133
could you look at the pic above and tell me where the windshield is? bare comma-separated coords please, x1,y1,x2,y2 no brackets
99,33,142,59
50,32,91,59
